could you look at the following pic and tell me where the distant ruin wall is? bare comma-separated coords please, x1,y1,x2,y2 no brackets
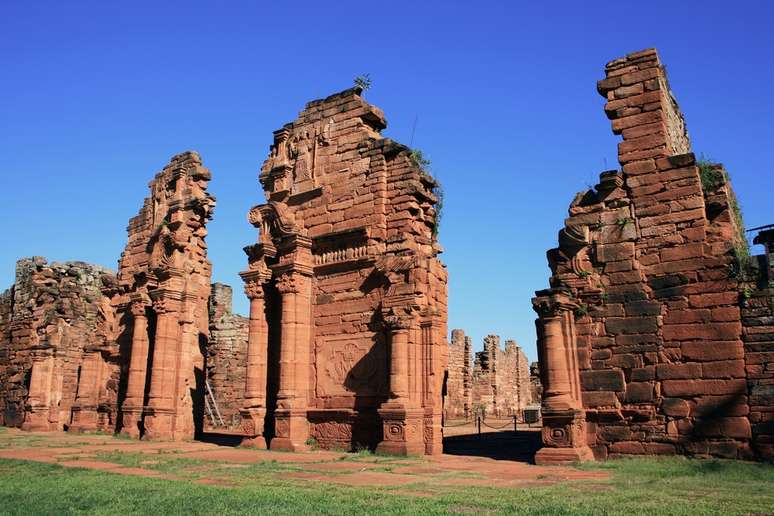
445,329,472,418
471,335,532,418
206,283,248,430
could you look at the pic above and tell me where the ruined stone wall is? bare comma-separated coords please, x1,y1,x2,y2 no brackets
533,48,766,463
471,335,532,417
241,87,447,455
206,283,248,430
111,151,215,440
445,329,472,419
0,258,115,430
530,362,543,404
740,230,774,458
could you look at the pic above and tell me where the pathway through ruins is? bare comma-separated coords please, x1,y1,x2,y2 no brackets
0,429,605,490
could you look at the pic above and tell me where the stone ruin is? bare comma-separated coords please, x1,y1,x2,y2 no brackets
444,329,533,420
0,258,114,430
533,48,773,464
471,335,532,418
1,50,770,464
206,283,248,430
0,152,218,440
445,329,472,418
239,87,448,455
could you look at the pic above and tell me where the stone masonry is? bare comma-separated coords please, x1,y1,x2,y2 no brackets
239,87,448,455
471,335,532,418
0,258,116,431
739,229,774,458
206,283,248,430
445,329,472,419
113,151,215,440
532,48,771,464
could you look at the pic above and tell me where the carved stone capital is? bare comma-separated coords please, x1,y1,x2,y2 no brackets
244,281,266,300
382,306,416,331
276,273,300,294
532,290,578,318
130,301,148,318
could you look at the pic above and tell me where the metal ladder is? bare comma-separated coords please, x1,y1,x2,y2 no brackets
204,380,224,427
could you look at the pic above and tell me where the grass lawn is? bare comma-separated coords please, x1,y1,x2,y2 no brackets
0,456,772,515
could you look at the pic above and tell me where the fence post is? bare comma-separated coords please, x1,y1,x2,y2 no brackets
477,416,481,439
513,415,517,433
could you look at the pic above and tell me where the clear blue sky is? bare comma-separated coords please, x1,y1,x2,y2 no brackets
2,1,772,362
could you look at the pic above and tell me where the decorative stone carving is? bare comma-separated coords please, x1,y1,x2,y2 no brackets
242,87,447,455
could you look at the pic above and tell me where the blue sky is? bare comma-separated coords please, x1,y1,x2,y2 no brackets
1,1,772,362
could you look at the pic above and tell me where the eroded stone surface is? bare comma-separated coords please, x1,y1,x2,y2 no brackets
240,87,448,455
471,335,533,418
533,48,771,463
205,283,248,430
0,258,115,431
445,329,472,419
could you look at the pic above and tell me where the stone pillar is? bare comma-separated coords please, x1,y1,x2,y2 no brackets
120,301,150,438
532,290,594,465
239,272,270,448
143,295,181,440
21,347,56,431
270,270,312,451
70,349,104,432
377,312,425,456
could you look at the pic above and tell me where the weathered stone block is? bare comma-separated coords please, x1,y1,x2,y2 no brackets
581,370,626,392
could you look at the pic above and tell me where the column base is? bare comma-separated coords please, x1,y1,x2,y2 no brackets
376,403,425,456
534,445,595,465
269,408,310,452
536,407,595,465
239,407,267,449
142,407,175,441
241,436,267,449
69,406,99,433
21,409,56,432
119,406,144,438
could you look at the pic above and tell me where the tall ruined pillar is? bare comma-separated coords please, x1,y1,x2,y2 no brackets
239,269,270,448
69,349,105,432
271,266,313,451
377,309,425,456
142,293,181,440
120,300,150,437
532,291,593,464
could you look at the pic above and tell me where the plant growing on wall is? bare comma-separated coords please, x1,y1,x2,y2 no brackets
353,73,372,92
410,149,443,238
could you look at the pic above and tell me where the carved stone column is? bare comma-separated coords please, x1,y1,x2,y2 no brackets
21,346,56,432
120,300,150,438
143,293,181,440
532,290,594,465
70,349,104,433
377,312,425,456
270,270,312,451
239,271,270,448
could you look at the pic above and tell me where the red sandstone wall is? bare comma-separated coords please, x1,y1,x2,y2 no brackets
536,48,767,460
445,329,472,419
245,87,447,454
0,258,115,430
471,335,532,417
206,283,248,430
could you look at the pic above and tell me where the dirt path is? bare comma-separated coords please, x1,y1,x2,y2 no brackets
0,428,607,488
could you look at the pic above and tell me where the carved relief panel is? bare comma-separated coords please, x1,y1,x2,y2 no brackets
314,333,387,399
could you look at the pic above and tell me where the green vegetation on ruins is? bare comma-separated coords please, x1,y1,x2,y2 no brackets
410,149,444,239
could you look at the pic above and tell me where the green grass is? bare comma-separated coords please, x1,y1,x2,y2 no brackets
1,457,773,515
